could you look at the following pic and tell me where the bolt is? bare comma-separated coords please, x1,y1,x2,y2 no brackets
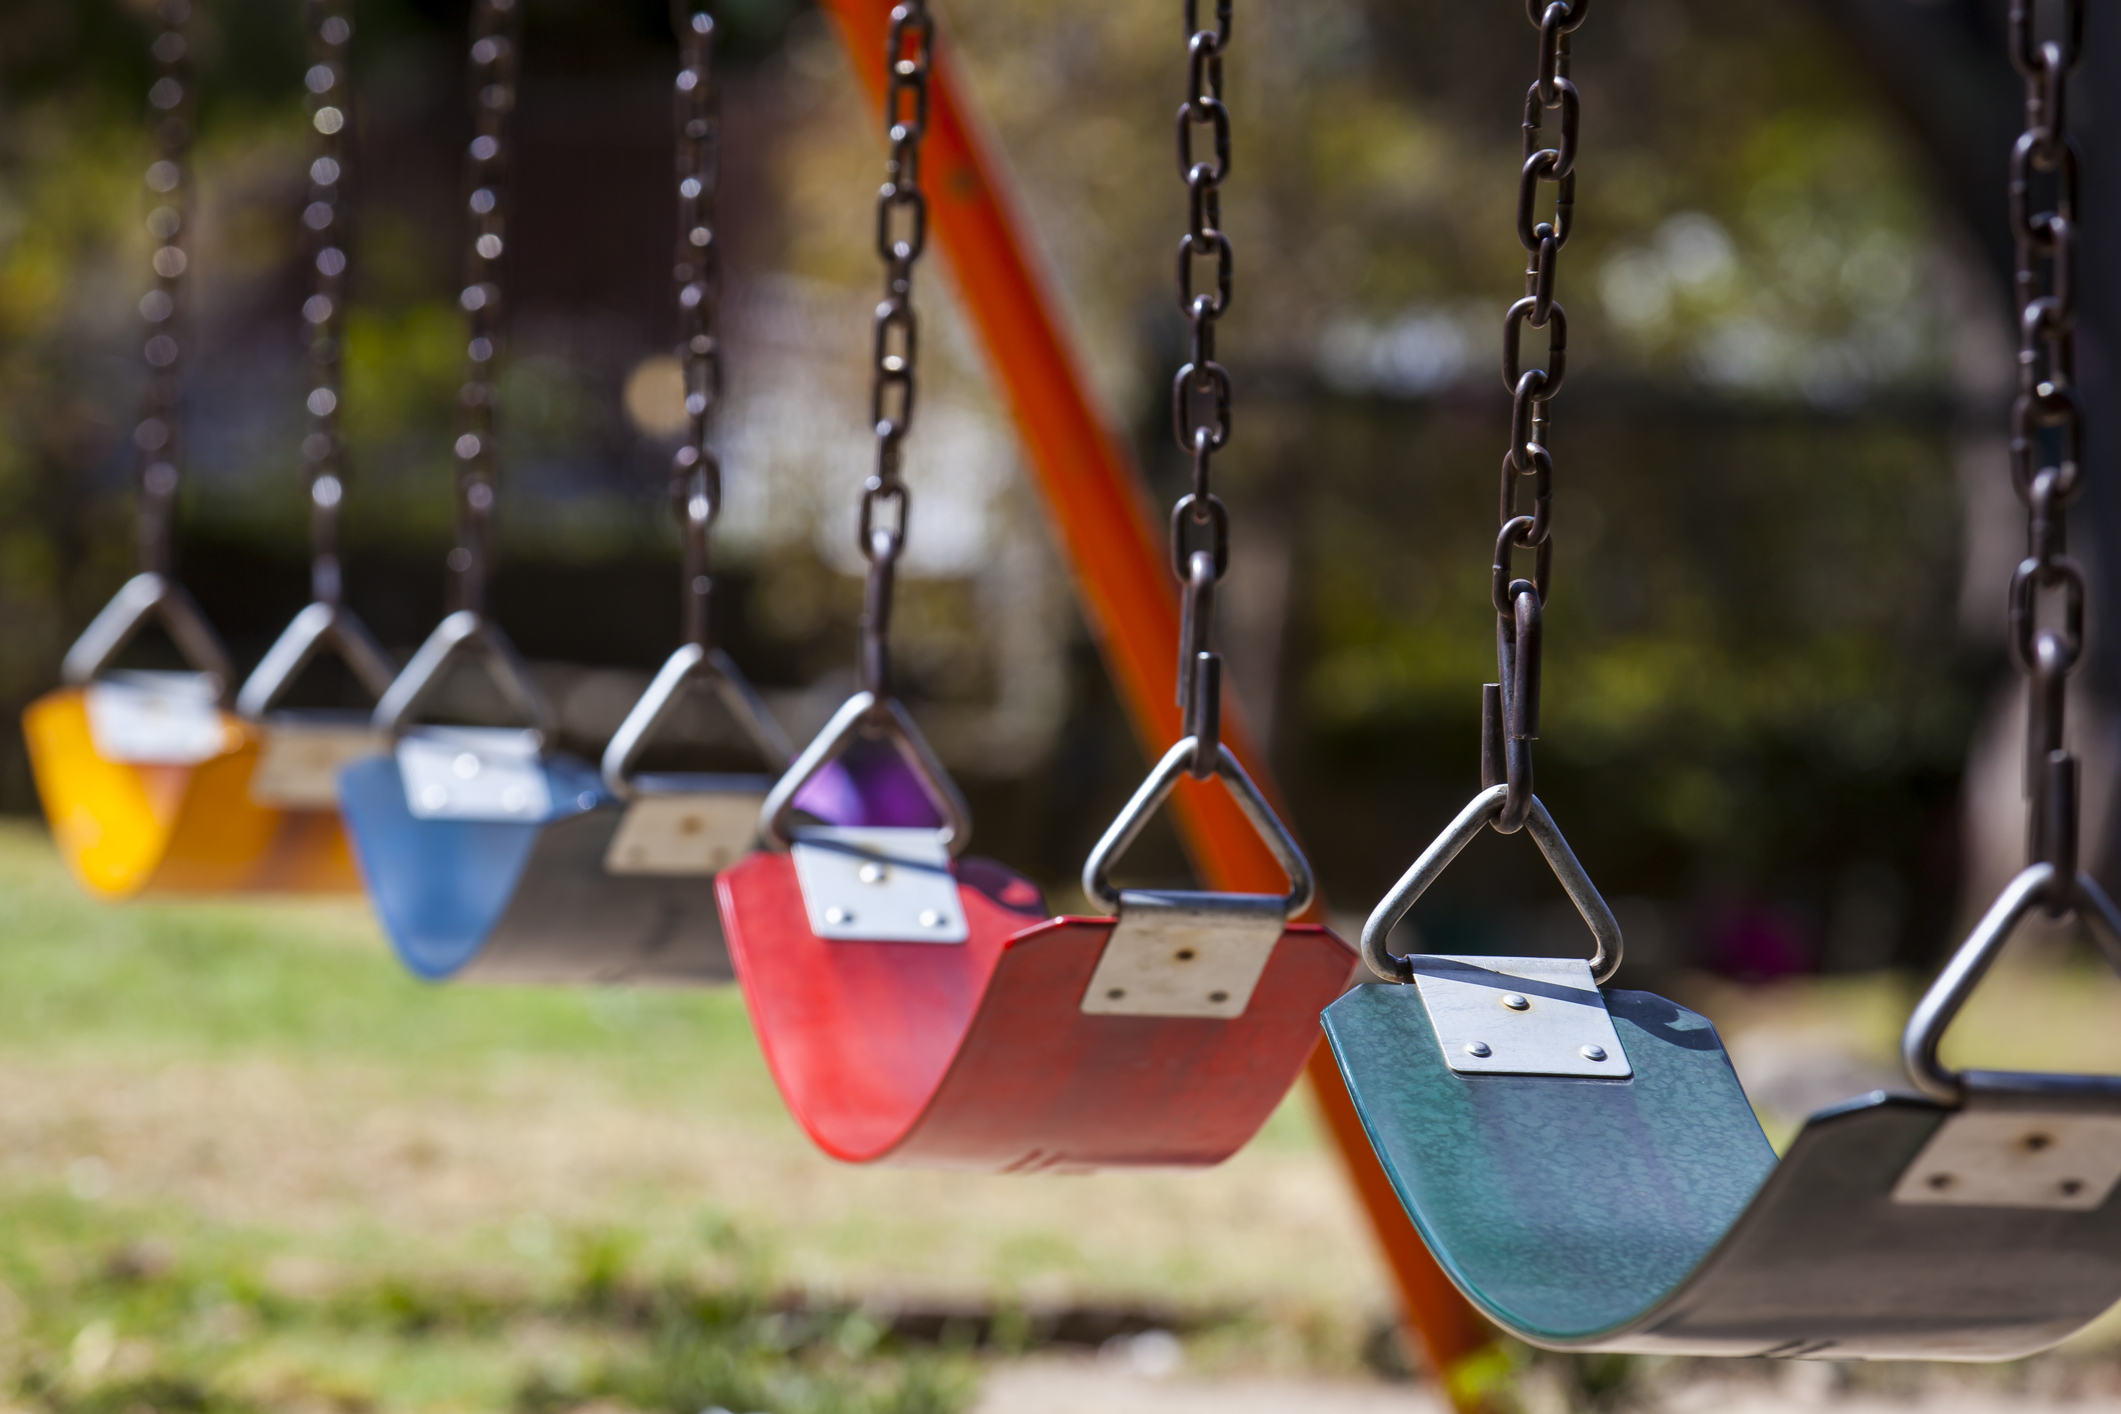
825,906,851,925
1928,1172,1954,1191
1580,1045,1607,1062
1107,987,1125,1000
1464,1041,1491,1058
1501,993,1530,1011
857,862,887,885
1209,990,1229,1004
1176,948,1197,961
2024,1132,2053,1153
2061,1178,2085,1198
918,909,943,928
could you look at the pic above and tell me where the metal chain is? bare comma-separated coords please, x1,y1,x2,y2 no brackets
1170,0,1234,778
856,0,935,698
450,0,521,617
302,0,353,607
135,0,194,580
673,0,723,651
2005,0,2089,890
1484,0,1587,834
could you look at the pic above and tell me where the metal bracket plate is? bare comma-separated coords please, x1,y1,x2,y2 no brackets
790,826,967,943
1892,1108,2121,1210
251,714,388,809
1080,889,1284,1018
85,672,232,765
1410,955,1632,1078
604,777,768,876
398,727,553,822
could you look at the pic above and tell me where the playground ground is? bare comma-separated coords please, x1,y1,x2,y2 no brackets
4,819,2121,1413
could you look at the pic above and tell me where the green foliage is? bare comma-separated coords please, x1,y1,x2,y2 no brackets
0,0,2002,967
0,823,978,1412
0,822,767,1099
520,1287,974,1414
0,1184,975,1414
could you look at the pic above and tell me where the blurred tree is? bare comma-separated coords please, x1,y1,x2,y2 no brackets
1811,0,2121,918
0,0,2078,974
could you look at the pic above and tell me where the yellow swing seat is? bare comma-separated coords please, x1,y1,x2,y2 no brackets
25,573,364,899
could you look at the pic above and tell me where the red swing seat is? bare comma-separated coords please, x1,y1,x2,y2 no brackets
719,692,1355,1171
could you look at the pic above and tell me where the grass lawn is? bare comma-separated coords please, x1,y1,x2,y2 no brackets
0,821,1390,1413
10,817,2121,1413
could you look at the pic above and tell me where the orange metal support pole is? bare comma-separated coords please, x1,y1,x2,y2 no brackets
817,3,1504,1405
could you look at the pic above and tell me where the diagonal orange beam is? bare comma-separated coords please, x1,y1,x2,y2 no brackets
816,2,1503,1406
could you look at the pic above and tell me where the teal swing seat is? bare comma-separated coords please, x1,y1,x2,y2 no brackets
1324,786,2121,1361
1322,0,2121,1363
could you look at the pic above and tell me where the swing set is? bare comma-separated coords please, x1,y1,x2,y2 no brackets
19,0,2121,1405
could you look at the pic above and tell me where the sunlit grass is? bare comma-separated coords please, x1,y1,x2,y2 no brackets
15,814,2121,1411
0,819,1379,1410
0,1182,974,1414
0,820,764,1092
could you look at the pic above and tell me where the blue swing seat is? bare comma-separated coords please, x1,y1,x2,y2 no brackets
338,745,739,984
340,610,750,986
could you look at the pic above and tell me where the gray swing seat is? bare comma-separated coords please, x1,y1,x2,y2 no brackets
346,616,788,986
1324,785,2121,1361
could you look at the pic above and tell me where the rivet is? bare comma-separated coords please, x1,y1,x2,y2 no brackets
452,752,481,779
1580,1045,1607,1062
1107,987,1125,1000
1175,948,1197,962
1463,1041,1491,1058
500,786,527,813
857,862,887,885
2061,1178,2085,1197
1927,1172,1954,1191
825,906,851,925
419,785,449,812
1208,990,1229,1004
2024,1132,2054,1153
1501,993,1530,1011
918,909,943,928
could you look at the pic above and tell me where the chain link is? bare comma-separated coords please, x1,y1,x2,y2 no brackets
673,0,722,650
1485,0,1587,834
449,0,521,617
135,0,194,579
856,0,935,698
301,0,353,607
1169,0,1232,576
1166,0,1238,774
2005,0,2089,886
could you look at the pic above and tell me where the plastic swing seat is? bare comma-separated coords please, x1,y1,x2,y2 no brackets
339,614,789,984
1324,785,2121,1360
227,596,399,877
718,690,1357,1172
26,573,366,897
